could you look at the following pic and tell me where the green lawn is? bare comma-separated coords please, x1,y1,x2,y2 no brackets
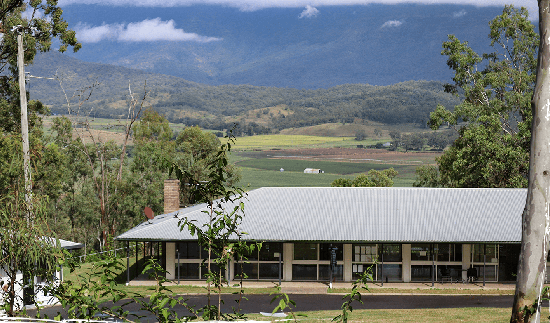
244,307,513,322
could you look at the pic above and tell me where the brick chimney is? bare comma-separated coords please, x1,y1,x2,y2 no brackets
164,179,180,214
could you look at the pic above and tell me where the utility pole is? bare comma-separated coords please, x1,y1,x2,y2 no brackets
14,27,32,220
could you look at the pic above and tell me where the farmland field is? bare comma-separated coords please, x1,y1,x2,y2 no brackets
227,134,383,150
234,147,441,190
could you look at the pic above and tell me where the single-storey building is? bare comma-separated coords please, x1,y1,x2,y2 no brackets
116,180,533,284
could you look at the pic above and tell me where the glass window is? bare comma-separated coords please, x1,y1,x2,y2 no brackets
236,244,259,261
294,243,318,260
473,244,498,263
353,244,377,263
319,264,343,281
201,263,225,278
352,263,375,280
377,264,402,282
292,264,317,280
438,265,462,281
235,262,258,280
320,243,343,261
176,242,200,259
411,265,432,281
474,265,497,281
379,244,402,262
177,263,200,279
259,243,283,261
411,244,431,261
259,263,283,280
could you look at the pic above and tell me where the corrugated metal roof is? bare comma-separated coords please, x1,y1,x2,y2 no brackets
116,187,527,243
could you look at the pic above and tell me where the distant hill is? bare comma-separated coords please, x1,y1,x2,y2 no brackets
27,51,461,132
58,4,506,89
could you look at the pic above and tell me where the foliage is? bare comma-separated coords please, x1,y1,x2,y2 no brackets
331,168,398,187
426,5,537,188
332,269,373,323
0,197,65,316
53,255,198,322
413,165,443,188
0,0,79,135
270,285,302,322
172,134,250,321
175,126,241,205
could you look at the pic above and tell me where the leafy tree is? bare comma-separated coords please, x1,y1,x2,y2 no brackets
388,131,401,151
175,126,241,205
427,5,537,188
412,165,443,188
0,0,79,134
0,197,65,316
401,133,427,152
354,130,366,141
127,109,175,219
331,168,398,187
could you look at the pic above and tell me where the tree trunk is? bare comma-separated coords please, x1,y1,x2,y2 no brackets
511,2,550,322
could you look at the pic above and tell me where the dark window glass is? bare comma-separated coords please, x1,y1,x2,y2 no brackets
259,243,283,261
236,244,258,261
377,264,402,282
474,265,497,281
320,243,343,261
438,265,462,282
499,244,520,281
201,263,225,279
294,243,318,260
235,262,258,280
411,265,433,281
259,263,283,279
319,264,343,281
436,244,450,262
292,264,317,280
177,263,200,279
452,244,463,262
176,242,200,259
379,244,402,262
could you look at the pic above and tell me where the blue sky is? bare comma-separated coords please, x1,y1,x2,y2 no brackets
52,0,538,44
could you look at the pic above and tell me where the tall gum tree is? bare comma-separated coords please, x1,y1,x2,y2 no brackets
511,1,550,322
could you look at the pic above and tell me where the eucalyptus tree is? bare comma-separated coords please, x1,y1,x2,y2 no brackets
511,1,550,322
427,5,537,188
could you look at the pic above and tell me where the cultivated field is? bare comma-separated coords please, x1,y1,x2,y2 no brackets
233,147,441,190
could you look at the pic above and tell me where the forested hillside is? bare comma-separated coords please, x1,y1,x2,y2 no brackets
28,52,461,131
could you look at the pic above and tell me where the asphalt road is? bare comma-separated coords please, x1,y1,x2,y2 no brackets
31,294,520,320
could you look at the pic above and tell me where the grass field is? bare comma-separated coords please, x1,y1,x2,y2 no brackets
227,134,383,150
233,154,421,189
245,307,512,322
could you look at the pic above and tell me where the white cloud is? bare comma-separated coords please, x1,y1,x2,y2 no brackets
299,5,319,18
75,18,222,43
381,20,402,28
57,0,539,18
453,9,467,18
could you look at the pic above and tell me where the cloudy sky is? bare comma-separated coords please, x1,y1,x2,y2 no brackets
58,0,537,13
63,0,538,44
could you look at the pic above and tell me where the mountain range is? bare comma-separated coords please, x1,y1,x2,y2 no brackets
55,3,508,89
